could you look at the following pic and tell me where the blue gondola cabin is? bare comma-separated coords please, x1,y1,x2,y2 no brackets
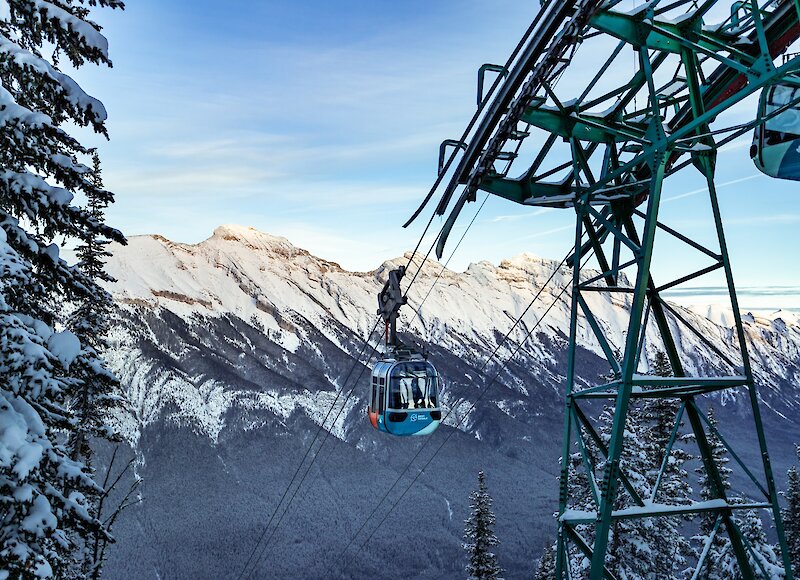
368,355,441,436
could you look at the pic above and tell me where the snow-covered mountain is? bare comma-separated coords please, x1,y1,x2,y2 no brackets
102,224,800,579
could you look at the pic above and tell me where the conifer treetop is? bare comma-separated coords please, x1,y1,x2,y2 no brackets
464,470,503,580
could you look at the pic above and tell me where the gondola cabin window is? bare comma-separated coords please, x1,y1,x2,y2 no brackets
389,362,438,410
368,357,442,436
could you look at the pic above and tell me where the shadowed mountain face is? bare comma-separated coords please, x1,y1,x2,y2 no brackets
101,225,800,579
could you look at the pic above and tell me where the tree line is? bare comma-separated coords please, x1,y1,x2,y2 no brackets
0,1,133,577
464,350,800,579
533,349,799,579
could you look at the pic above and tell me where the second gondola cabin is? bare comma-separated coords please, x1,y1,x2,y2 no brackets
752,83,800,180
369,352,441,436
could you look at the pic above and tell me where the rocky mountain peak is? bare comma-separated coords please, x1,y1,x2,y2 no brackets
208,224,308,258
102,233,800,580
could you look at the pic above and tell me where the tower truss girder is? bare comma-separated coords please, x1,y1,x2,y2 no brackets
419,1,800,577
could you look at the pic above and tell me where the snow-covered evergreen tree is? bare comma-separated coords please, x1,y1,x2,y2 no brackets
564,347,695,577
65,153,126,577
595,403,689,577
642,348,691,502
0,2,124,576
784,453,800,577
635,349,692,573
695,406,734,579
535,544,555,579
660,357,784,579
736,509,784,579
464,470,503,580
650,348,672,378
561,402,675,577
67,153,121,464
563,444,597,577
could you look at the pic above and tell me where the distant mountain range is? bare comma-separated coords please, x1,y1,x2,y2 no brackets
101,224,800,579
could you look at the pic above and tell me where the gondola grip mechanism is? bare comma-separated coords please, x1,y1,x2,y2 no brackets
377,266,407,347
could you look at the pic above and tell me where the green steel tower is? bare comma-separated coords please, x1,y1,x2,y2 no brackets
411,1,800,577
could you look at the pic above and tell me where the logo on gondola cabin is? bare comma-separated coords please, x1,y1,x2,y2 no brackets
410,414,417,422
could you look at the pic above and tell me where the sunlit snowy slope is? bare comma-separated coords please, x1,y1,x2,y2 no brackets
102,225,800,579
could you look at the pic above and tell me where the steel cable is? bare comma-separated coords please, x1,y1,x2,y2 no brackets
244,334,383,577
336,249,594,576
235,316,381,579
323,245,580,576
401,7,555,271
240,187,492,575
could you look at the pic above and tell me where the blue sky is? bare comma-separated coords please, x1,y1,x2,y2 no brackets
73,1,799,310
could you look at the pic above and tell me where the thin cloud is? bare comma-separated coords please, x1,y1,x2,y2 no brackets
663,174,764,203
725,214,800,226
489,207,554,223
519,224,574,240
663,286,800,297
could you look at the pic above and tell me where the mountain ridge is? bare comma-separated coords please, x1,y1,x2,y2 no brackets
101,224,800,579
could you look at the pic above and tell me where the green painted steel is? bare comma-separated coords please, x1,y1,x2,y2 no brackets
423,0,800,577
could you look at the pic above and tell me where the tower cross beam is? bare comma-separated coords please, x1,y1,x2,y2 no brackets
426,2,799,577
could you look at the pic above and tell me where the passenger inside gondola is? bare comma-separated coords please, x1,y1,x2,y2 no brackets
415,375,436,408
401,377,413,409
426,381,438,408
390,362,438,410
411,378,423,408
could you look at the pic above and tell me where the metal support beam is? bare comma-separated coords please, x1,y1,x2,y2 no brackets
420,2,798,577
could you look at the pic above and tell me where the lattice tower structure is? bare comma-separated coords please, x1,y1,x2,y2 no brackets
421,1,800,577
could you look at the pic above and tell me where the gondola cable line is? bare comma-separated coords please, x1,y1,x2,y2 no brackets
295,189,496,506
323,192,551,568
239,157,493,576
408,116,531,323
239,5,572,565
409,191,492,345
245,335,383,578
401,118,528,305
399,1,564,293
347,278,575,570
255,140,572,577
401,10,551,272
249,97,577,572
337,249,594,577
324,246,581,576
241,203,473,573
237,324,379,579
329,264,581,578
235,316,381,580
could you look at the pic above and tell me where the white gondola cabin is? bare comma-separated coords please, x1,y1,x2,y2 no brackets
752,83,800,180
